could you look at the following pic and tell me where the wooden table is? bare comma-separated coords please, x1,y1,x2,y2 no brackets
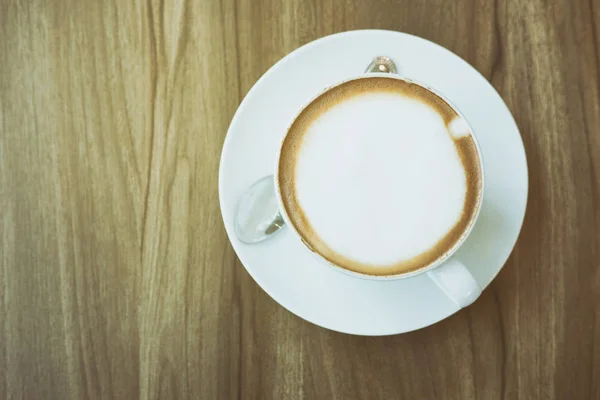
1,0,599,398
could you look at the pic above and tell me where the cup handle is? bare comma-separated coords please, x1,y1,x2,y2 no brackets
427,258,481,308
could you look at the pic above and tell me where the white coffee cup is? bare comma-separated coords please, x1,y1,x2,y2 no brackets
237,57,483,308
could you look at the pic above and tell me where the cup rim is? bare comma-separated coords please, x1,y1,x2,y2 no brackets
274,72,485,280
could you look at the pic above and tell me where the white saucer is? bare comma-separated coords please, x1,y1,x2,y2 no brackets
219,30,528,335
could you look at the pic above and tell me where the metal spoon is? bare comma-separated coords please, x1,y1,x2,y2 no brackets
234,56,398,244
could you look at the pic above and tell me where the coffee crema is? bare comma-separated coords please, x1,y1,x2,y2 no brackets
278,77,482,276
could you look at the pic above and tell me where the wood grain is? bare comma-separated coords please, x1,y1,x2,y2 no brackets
1,0,599,398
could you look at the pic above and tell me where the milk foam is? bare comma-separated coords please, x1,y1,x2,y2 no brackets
294,92,467,266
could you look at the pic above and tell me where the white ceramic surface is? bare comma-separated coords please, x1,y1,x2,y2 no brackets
219,30,528,335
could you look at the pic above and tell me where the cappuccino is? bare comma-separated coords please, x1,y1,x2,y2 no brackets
278,77,482,276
